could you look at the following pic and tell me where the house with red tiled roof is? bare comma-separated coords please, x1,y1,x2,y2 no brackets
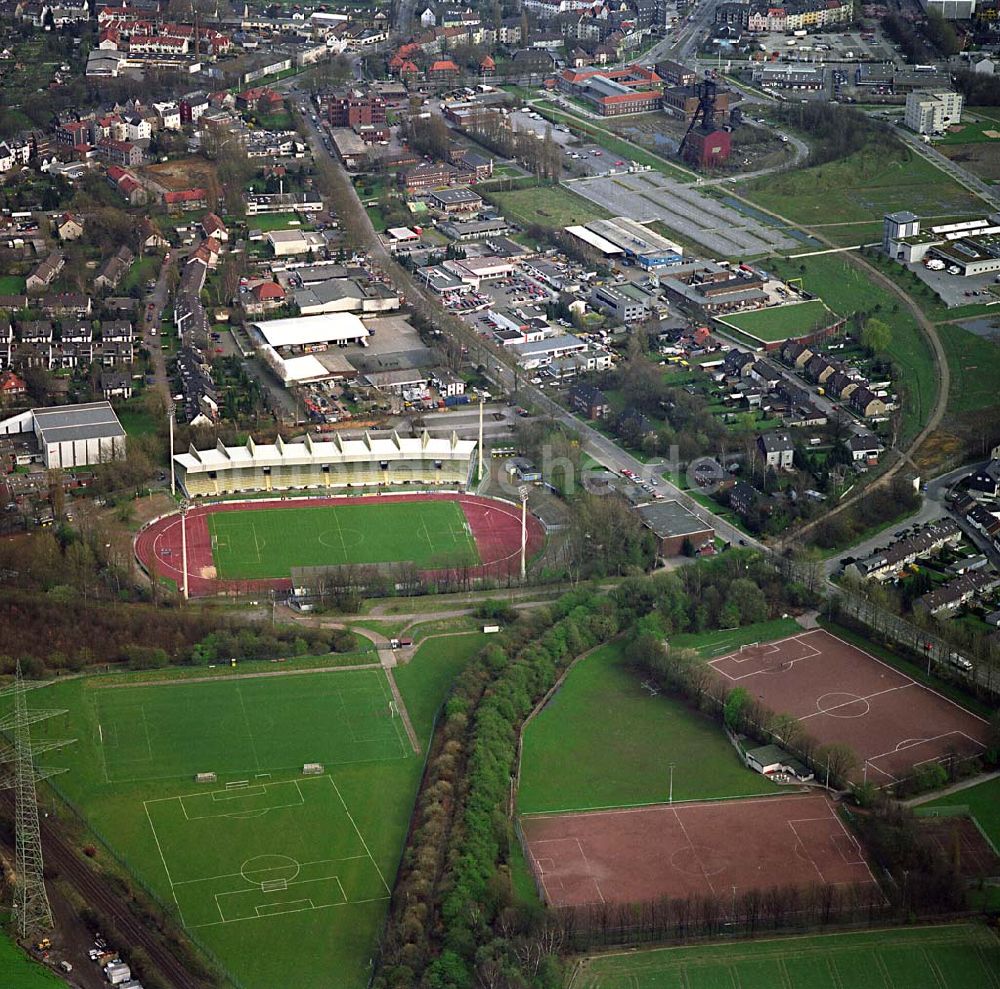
479,54,496,77
201,212,228,242
106,164,146,205
162,187,208,210
0,369,27,405
428,59,460,87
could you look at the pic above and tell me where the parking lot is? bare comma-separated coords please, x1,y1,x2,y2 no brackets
904,262,1000,308
567,171,798,256
508,108,631,177
747,28,897,66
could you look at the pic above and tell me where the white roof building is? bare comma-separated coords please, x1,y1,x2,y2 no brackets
250,313,369,351
173,431,478,497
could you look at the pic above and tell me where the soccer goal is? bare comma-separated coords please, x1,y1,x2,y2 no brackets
302,763,324,775
195,772,218,784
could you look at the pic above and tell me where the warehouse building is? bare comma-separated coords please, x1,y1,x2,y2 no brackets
578,217,683,268
635,500,714,557
0,401,126,468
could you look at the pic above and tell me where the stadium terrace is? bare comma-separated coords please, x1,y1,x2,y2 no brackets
172,430,478,497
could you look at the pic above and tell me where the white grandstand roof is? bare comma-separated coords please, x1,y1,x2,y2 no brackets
175,431,477,474
565,225,623,255
251,313,369,349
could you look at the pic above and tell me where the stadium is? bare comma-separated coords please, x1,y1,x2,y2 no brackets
144,429,549,595
172,429,478,497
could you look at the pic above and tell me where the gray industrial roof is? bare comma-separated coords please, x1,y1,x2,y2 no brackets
33,401,126,444
636,499,713,538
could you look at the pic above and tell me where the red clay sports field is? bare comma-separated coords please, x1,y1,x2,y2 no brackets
135,493,544,597
521,793,877,909
709,629,990,786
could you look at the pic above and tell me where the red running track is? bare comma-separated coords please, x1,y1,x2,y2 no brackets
134,492,545,597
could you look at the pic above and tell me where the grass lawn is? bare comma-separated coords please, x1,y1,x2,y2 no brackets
741,147,986,245
922,776,1000,849
575,923,1000,989
488,184,611,230
395,632,488,738
517,640,777,815
206,501,479,579
122,255,159,294
719,299,837,343
667,617,803,659
0,924,63,988
244,212,311,232
0,274,26,294
16,632,488,989
115,397,158,438
938,322,1000,416
935,114,1000,145
765,254,935,444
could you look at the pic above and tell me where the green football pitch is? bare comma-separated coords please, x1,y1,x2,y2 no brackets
206,501,479,579
93,671,408,783
573,923,1000,989
24,635,489,989
719,299,836,343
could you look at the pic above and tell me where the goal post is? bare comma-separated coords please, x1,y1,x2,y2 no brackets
302,763,324,775
195,772,218,783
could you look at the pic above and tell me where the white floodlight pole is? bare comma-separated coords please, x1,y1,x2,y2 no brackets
169,410,176,497
478,397,485,482
180,502,189,601
519,485,528,581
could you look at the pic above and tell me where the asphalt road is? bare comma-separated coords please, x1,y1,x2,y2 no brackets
144,252,176,408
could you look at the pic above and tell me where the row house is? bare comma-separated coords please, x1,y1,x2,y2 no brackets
41,293,92,317
96,138,144,168
26,251,65,293
94,246,136,292
106,164,146,205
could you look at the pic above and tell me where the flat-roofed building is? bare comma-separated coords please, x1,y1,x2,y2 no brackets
636,499,714,557
0,401,126,468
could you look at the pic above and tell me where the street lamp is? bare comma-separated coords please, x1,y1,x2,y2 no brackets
668,762,675,804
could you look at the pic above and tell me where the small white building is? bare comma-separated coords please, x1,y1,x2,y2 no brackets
266,229,327,257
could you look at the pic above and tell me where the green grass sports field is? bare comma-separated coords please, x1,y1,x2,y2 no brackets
207,501,478,579
719,299,836,343
924,776,1000,849
574,923,1000,989
517,640,776,814
21,633,489,989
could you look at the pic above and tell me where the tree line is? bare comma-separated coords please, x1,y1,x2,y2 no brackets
373,553,819,989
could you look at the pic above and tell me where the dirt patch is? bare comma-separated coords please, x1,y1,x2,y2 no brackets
939,144,1000,182
520,793,877,908
140,157,219,191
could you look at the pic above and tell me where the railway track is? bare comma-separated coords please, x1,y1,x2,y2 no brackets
2,792,209,989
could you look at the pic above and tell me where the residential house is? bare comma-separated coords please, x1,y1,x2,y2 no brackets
41,294,91,317
100,370,132,400
0,369,27,404
26,251,65,293
846,520,962,581
56,212,85,241
139,217,168,251
201,212,228,242
915,570,1000,616
757,431,794,470
781,341,814,369
107,164,146,205
729,480,761,519
850,386,886,418
570,382,611,419
846,432,883,466
94,245,135,291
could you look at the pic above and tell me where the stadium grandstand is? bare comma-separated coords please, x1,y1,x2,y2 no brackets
173,430,478,497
